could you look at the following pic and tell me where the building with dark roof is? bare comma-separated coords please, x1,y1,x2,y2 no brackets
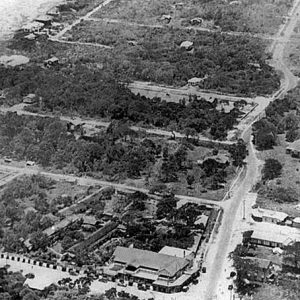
103,246,197,293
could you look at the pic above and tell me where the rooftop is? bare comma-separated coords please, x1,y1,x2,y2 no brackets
286,139,300,152
250,222,300,246
113,246,190,277
252,208,288,221
245,257,272,269
43,215,80,236
293,217,300,223
158,246,193,258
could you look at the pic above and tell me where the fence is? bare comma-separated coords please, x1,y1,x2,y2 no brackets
0,252,86,275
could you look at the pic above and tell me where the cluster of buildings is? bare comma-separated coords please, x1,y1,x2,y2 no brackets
102,246,199,293
249,207,300,249
21,6,63,40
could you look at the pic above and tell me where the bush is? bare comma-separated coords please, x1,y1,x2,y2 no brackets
262,159,282,181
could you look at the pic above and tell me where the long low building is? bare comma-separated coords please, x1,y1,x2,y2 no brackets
251,208,288,225
249,222,300,248
103,246,198,293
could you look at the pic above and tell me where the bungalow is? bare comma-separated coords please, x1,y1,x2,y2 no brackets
286,140,300,158
44,57,59,67
35,15,53,26
23,94,37,104
24,33,37,40
251,208,288,225
180,41,194,51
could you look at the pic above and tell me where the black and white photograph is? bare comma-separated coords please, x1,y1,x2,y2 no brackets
0,0,299,299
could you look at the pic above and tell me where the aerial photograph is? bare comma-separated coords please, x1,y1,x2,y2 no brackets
0,0,300,299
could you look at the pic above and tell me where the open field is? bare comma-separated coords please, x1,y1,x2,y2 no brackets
91,0,293,34
62,20,279,94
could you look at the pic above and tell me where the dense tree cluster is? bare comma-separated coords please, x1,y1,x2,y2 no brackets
262,158,282,181
0,113,158,178
68,21,280,94
0,65,240,139
253,90,300,147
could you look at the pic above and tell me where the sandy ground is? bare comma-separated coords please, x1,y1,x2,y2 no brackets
0,0,65,41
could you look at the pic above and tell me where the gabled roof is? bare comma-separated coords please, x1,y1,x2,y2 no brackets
252,208,288,221
245,257,272,269
158,246,193,258
113,246,189,277
286,140,300,152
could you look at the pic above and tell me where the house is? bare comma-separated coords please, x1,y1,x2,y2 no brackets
292,217,300,229
35,15,53,26
286,140,300,158
194,214,209,229
23,94,37,104
187,77,203,86
22,22,44,33
47,6,60,17
244,257,275,283
180,41,194,51
82,215,98,227
251,208,288,225
44,57,59,67
24,33,37,40
160,14,172,24
190,17,203,26
104,246,195,293
26,161,36,166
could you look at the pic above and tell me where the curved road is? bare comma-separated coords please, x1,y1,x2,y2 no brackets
203,0,300,299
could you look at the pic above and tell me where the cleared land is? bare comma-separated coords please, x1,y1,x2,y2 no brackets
256,134,300,218
91,0,293,34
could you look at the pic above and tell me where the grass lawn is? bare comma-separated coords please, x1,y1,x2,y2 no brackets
256,135,300,217
91,0,292,34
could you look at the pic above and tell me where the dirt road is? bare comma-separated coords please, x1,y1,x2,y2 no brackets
202,0,300,299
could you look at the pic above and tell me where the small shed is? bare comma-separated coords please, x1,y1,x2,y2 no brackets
180,41,194,51
44,57,59,67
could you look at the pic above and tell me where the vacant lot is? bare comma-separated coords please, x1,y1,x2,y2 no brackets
92,0,292,34
64,20,279,94
256,135,300,217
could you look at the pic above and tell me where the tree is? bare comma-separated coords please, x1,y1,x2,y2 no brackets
186,174,195,188
262,158,282,181
30,231,50,251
